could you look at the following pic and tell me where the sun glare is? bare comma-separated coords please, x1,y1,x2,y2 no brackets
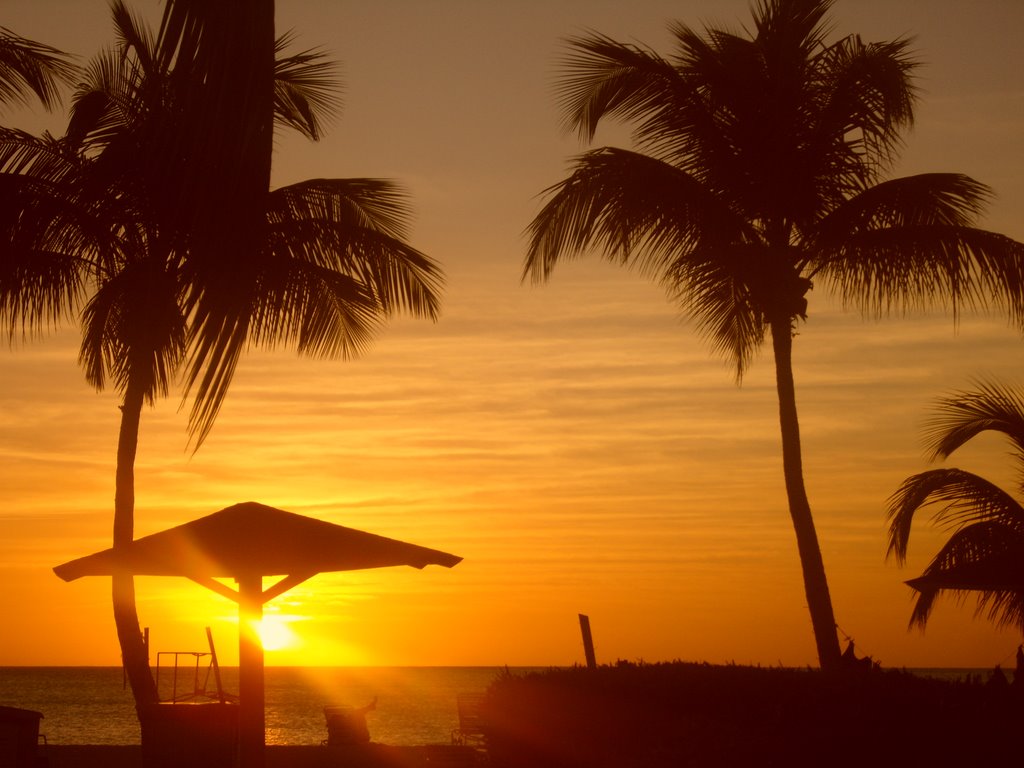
253,614,300,652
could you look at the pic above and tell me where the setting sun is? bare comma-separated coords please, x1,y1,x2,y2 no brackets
252,615,300,652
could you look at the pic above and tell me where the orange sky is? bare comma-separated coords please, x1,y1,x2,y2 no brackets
1,0,1023,670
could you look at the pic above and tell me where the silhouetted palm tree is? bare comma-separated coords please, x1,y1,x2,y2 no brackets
887,381,1024,632
524,0,1024,669
0,27,75,111
0,3,441,705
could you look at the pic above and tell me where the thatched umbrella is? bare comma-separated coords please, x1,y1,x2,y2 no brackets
54,501,462,768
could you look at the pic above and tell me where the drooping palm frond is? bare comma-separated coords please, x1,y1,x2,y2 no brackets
904,521,1024,630
668,243,769,379
0,131,110,339
267,179,442,315
0,128,74,176
181,177,443,448
886,467,1024,563
0,27,77,111
810,174,1024,321
525,147,746,279
888,382,1024,632
78,258,186,402
273,32,341,141
924,381,1024,470
525,146,775,375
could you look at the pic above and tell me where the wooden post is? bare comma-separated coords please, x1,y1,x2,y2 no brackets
238,574,265,768
206,626,226,704
578,614,597,669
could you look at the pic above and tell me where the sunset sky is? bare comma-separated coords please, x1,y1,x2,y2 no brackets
1,0,1023,670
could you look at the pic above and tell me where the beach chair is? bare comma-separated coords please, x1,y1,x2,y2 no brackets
450,693,487,749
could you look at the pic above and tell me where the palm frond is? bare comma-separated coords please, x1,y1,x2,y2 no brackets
556,31,683,148
886,467,1024,563
904,522,1024,630
751,0,833,50
0,137,116,340
668,245,768,379
181,178,443,449
0,128,78,179
66,46,146,155
525,147,772,374
525,147,745,281
812,34,918,174
267,179,443,316
925,381,1024,463
811,174,1024,321
274,31,342,141
78,259,186,401
0,27,77,111
109,0,157,77
245,257,379,359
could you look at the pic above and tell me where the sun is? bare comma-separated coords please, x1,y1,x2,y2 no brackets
253,614,299,651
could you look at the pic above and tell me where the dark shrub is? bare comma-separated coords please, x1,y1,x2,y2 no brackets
481,661,1022,768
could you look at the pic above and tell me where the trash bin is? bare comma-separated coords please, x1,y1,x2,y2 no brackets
0,706,43,768
139,703,238,768
323,706,371,745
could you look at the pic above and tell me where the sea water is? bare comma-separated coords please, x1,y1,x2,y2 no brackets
0,667,514,746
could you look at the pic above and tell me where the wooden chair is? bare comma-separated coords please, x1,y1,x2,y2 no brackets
450,693,487,749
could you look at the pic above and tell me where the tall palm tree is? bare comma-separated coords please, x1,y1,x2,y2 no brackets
523,0,1024,670
0,27,76,112
0,3,442,706
887,381,1024,632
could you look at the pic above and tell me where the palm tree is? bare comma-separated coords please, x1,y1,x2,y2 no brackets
523,0,1024,670
887,381,1024,632
0,27,75,112
0,3,442,706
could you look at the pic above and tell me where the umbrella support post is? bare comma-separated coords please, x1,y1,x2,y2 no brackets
238,574,265,768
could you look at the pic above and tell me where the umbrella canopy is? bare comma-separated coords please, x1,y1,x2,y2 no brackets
53,501,462,768
54,501,462,582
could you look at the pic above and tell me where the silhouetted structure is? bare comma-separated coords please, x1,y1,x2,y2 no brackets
54,501,461,768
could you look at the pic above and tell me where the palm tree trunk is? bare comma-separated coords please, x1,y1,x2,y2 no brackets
113,380,159,706
770,317,842,671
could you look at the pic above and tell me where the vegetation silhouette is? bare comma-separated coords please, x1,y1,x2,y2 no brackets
887,380,1024,632
523,0,1024,669
0,1,442,709
0,27,76,113
482,661,1023,768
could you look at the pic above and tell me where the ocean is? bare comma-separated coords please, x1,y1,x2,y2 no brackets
0,666,516,746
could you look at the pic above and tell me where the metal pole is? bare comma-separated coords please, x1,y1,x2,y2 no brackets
238,574,265,768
